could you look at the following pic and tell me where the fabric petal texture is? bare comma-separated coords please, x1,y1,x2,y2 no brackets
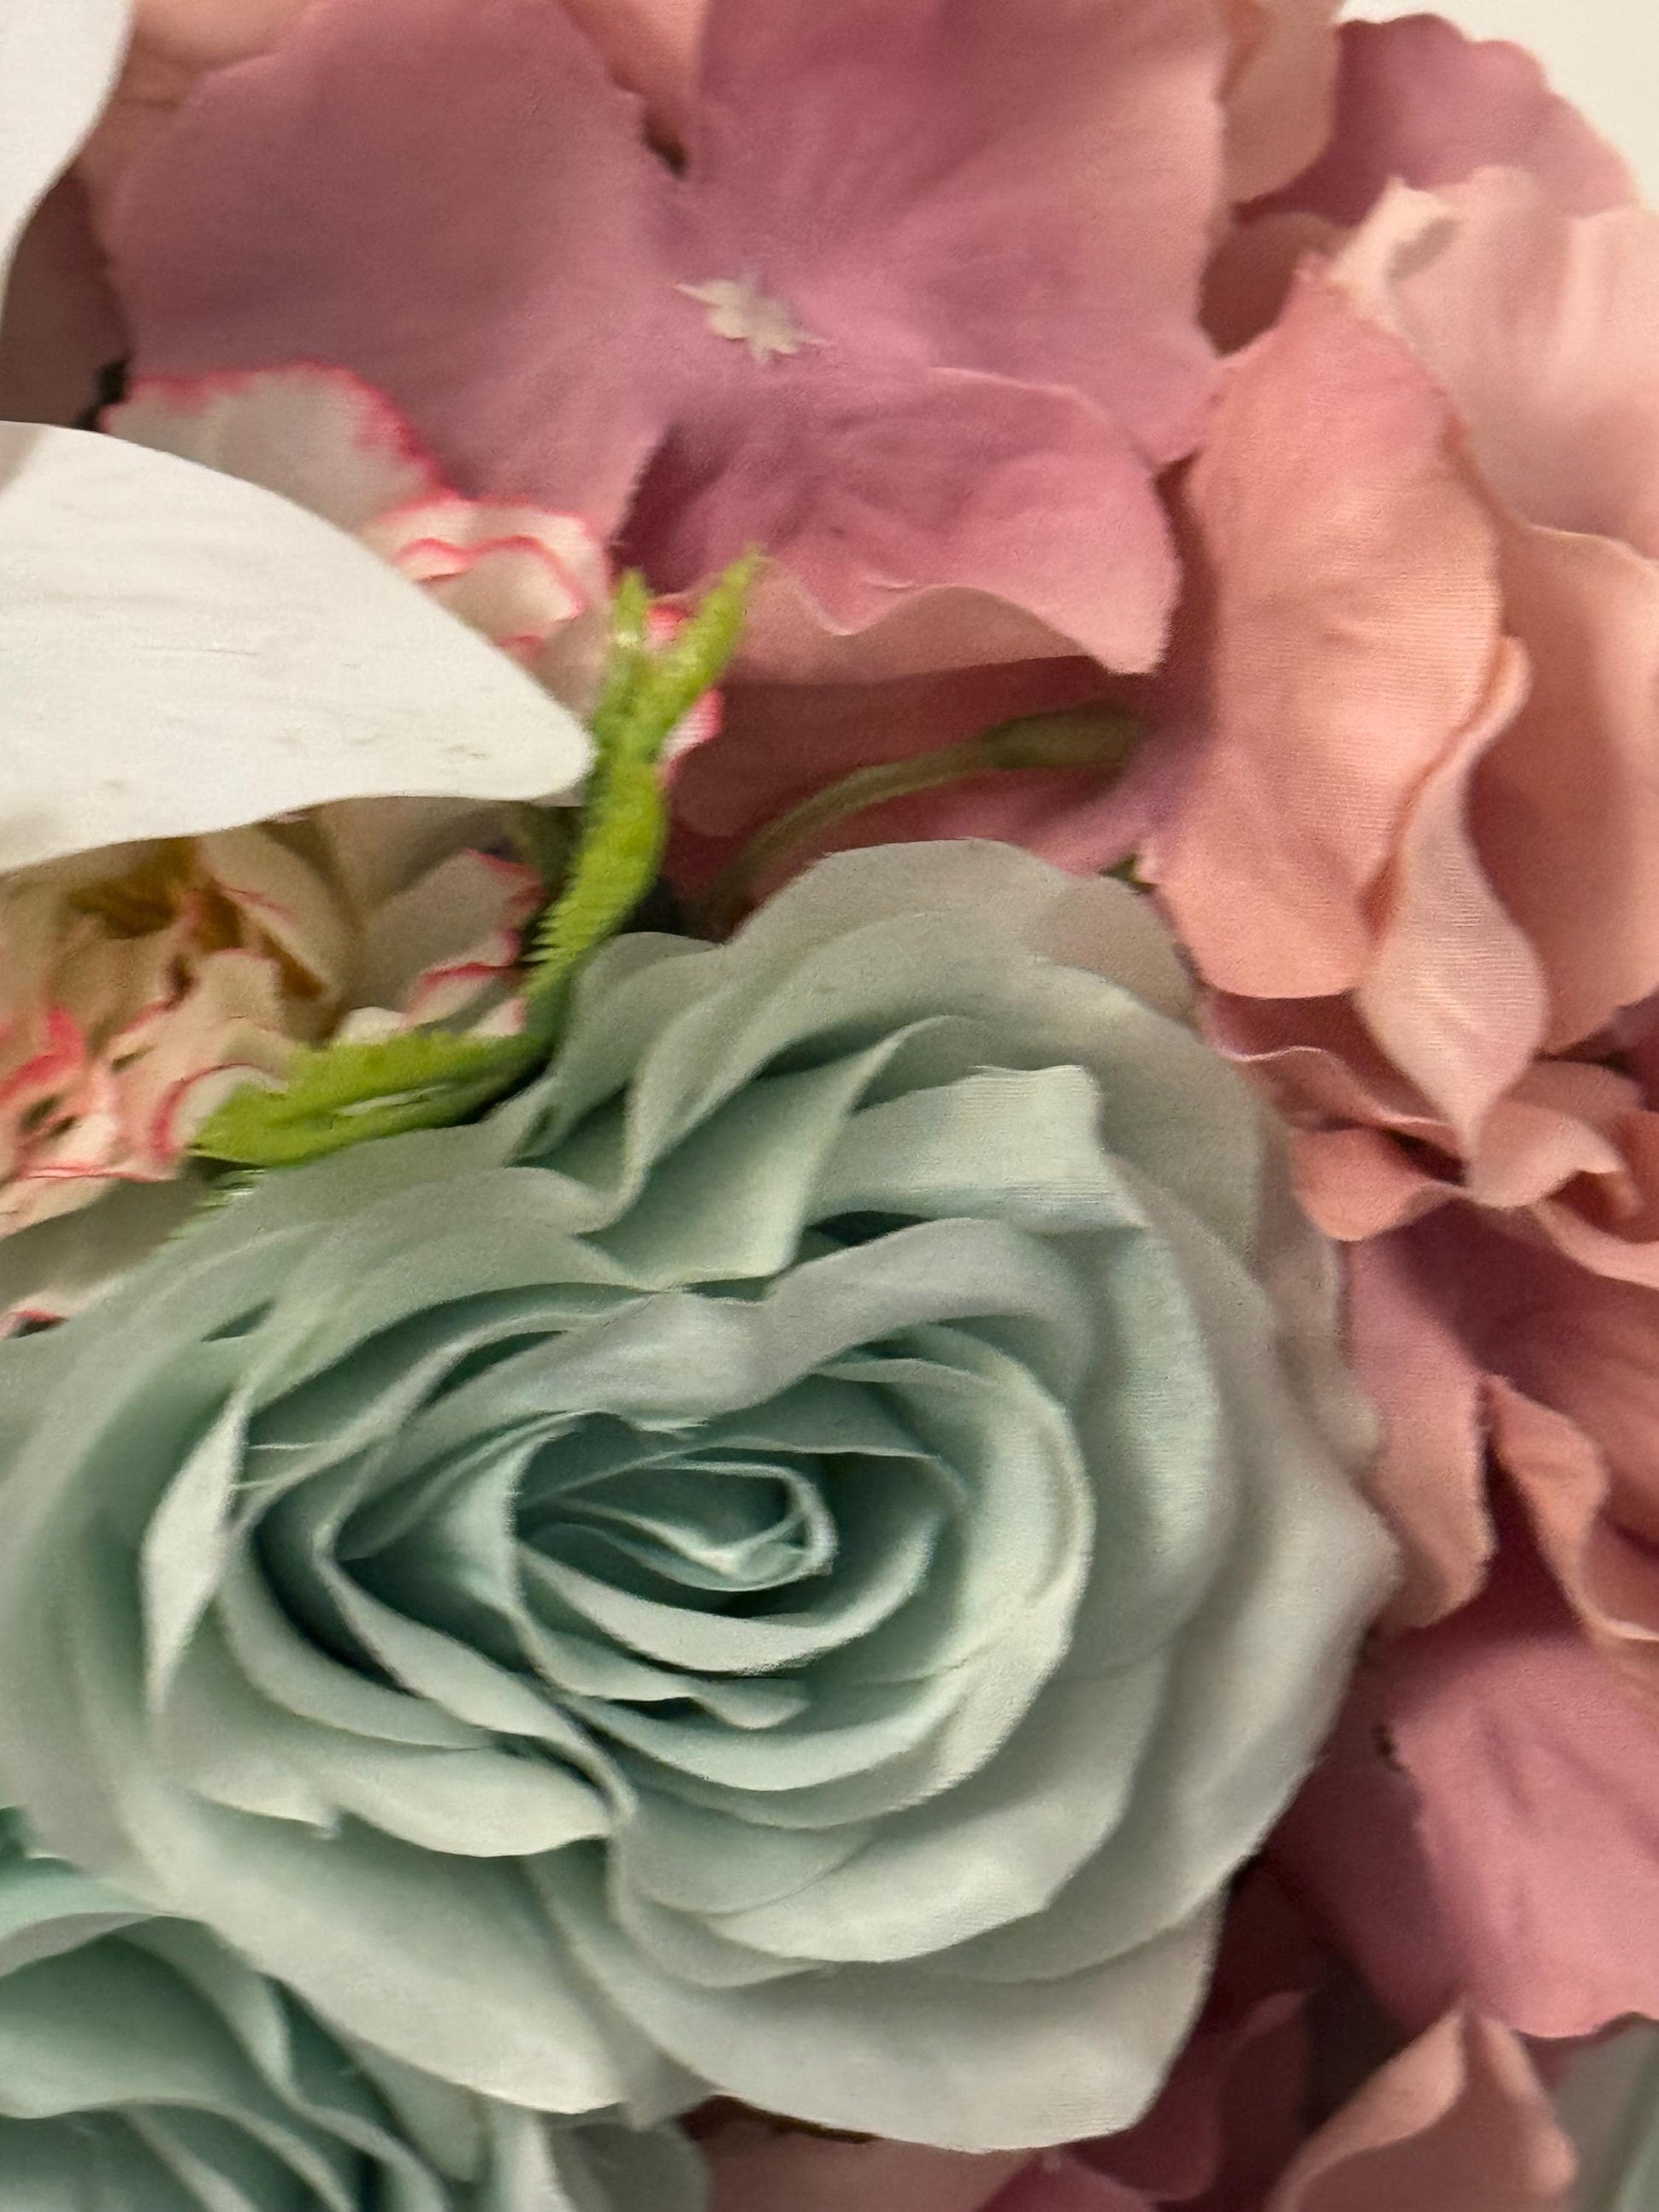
0,843,1392,2150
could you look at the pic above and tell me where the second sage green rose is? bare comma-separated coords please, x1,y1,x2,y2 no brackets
0,842,1395,2151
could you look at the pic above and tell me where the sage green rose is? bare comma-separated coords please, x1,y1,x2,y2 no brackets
0,1812,702,2211
0,843,1394,2151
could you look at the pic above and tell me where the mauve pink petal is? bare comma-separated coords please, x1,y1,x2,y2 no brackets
632,361,1182,677
1348,1233,1493,1630
107,0,683,533
1294,1128,1453,1242
1275,1539,1659,2041
1335,173,1659,555
1474,517,1659,1049
1200,209,1340,354
1219,0,1338,205
1155,270,1503,998
685,0,1221,468
703,2127,1021,2212
1268,2007,1575,2212
1463,1064,1639,1213
1356,639,1547,1149
1261,14,1633,228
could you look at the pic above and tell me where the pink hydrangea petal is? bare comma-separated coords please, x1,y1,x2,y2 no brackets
1260,14,1633,228
1155,269,1504,998
1275,1536,1659,2041
1218,0,1338,205
107,0,685,532
1268,2007,1575,2212
633,362,1182,677
685,0,1221,466
108,367,445,532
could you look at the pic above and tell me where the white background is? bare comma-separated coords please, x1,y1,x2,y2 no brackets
1349,2,1659,199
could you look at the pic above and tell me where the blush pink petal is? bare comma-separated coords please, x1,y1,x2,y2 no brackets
1268,2007,1575,2212
1275,1538,1659,2042
1332,172,1659,556
107,0,685,534
132,0,319,70
1354,638,1546,1149
1153,269,1503,999
1260,14,1633,228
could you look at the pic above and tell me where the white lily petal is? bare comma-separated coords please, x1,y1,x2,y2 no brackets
0,0,130,312
0,425,593,872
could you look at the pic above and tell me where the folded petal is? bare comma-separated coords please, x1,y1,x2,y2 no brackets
1153,269,1504,997
1261,14,1633,228
632,363,1182,678
1268,2007,1575,2212
0,424,591,872
107,0,684,532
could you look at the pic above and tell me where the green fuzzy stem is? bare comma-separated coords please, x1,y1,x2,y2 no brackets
193,556,760,1169
691,707,1141,939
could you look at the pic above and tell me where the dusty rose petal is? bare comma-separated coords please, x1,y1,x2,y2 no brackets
704,2126,1021,2212
1268,2007,1575,2212
1293,1129,1450,1242
1153,269,1503,998
108,0,684,533
685,0,1221,468
1347,1233,1492,1629
1261,14,1632,228
1275,1538,1659,2042
631,362,1182,677
1218,0,1338,205
0,176,124,426
108,367,443,531
1463,1063,1639,1213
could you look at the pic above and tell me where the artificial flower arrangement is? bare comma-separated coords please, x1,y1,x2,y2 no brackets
1,0,1658,2205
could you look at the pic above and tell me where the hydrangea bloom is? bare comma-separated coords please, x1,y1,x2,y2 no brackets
0,842,1391,2151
